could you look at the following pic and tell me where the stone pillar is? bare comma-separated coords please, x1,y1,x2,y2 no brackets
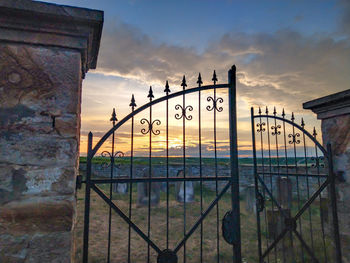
304,89,350,263
0,1,103,262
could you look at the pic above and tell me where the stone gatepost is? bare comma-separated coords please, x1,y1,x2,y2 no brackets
0,1,103,262
304,89,350,262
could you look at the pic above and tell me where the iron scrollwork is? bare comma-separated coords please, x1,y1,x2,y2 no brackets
256,122,266,133
288,133,301,144
206,96,224,112
100,150,124,169
311,156,325,168
175,104,193,120
140,118,161,135
271,125,281,136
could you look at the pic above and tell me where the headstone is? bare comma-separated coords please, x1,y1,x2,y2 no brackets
245,184,256,213
175,169,195,203
137,168,160,207
320,197,329,223
277,176,293,209
267,208,291,240
113,176,128,194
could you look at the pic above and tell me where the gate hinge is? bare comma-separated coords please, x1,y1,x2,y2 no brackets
76,174,83,190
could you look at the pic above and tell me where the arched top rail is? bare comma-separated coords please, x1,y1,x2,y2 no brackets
90,83,230,156
252,113,328,158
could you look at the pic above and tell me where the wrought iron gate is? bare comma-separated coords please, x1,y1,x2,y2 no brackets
81,66,242,263
251,107,342,263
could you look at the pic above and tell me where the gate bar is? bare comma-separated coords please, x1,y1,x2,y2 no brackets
228,65,242,262
83,132,93,263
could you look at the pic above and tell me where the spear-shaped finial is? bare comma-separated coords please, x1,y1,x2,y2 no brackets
197,73,203,86
258,107,262,115
265,106,269,114
282,108,286,118
147,86,154,100
212,70,218,84
313,127,317,137
301,118,305,128
273,106,277,116
164,80,170,94
110,108,118,123
181,75,187,89
291,112,295,121
129,94,137,109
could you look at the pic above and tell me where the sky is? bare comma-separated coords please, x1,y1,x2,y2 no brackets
44,0,350,157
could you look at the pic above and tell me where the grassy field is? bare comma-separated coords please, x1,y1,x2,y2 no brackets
79,156,322,166
74,183,334,262
74,184,259,263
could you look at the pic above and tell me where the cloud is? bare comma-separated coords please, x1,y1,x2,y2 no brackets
96,22,350,114
339,0,350,37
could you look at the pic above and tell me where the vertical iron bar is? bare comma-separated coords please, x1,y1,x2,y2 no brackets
197,74,204,263
228,65,242,262
182,78,187,263
165,83,170,250
327,143,342,263
147,89,153,263
301,121,315,252
83,132,93,263
258,110,272,261
314,134,328,262
251,108,263,262
282,111,296,262
128,97,136,263
213,73,220,263
291,115,305,263
107,116,116,263
272,111,285,263
265,111,275,263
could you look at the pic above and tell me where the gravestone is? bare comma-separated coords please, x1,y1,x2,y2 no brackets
113,176,128,194
244,184,256,213
175,169,195,203
277,176,293,209
137,168,160,206
267,208,291,240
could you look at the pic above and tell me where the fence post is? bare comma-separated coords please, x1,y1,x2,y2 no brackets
228,65,242,262
83,132,93,263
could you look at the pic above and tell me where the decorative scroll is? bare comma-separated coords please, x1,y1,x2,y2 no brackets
311,156,325,168
175,104,193,120
100,150,124,169
206,96,223,112
256,122,266,133
288,133,301,144
271,125,281,136
140,118,161,135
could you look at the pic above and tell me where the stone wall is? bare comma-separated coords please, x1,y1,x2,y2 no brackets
0,44,82,263
0,1,103,262
304,89,350,262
